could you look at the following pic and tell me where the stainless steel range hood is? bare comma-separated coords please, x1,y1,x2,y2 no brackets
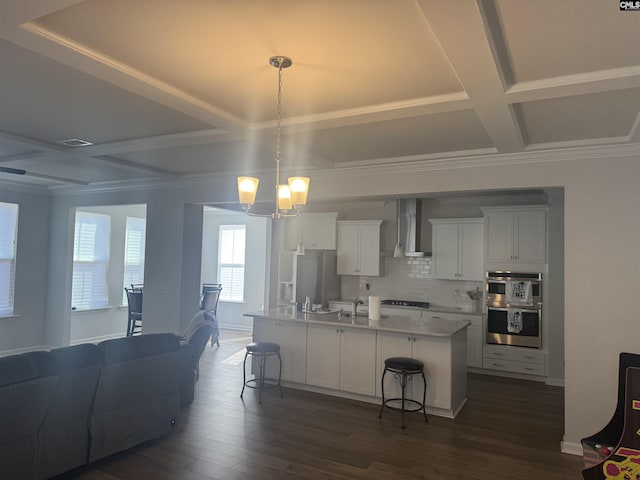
399,199,426,256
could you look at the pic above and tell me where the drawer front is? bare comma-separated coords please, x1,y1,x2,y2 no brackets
483,345,545,364
483,358,545,376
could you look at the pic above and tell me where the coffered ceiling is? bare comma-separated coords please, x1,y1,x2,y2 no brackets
0,0,638,188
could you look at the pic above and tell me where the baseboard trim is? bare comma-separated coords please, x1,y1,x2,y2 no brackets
561,440,583,456
218,323,252,332
70,333,124,345
546,377,565,387
280,381,464,419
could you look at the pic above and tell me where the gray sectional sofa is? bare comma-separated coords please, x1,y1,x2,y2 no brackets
0,333,194,480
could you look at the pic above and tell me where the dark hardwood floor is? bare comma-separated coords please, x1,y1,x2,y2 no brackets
58,329,583,480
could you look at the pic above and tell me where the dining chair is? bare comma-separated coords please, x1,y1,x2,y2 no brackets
124,285,143,336
201,284,222,347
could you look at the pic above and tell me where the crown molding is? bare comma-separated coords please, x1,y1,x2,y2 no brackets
437,193,548,207
0,179,51,196
47,141,640,197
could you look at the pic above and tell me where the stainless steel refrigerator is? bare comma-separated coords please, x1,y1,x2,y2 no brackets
293,251,341,308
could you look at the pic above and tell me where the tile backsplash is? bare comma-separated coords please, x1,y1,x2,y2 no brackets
340,256,483,310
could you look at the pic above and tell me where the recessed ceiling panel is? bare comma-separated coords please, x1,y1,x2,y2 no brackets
494,0,640,83
0,138,40,158
8,156,157,183
116,140,278,175
0,39,212,145
515,88,640,145
303,110,493,163
36,0,464,122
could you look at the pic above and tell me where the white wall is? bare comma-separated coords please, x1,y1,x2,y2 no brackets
3,147,638,452
201,207,268,331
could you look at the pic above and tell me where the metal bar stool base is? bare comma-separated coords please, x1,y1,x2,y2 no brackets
240,342,283,404
378,356,428,428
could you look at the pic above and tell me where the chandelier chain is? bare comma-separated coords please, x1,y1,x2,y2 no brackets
275,58,284,197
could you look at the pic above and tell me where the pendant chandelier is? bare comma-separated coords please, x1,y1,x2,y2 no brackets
237,56,309,218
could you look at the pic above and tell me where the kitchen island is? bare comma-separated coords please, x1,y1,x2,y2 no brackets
245,306,470,418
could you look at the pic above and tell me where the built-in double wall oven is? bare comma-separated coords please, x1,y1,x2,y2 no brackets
486,272,542,348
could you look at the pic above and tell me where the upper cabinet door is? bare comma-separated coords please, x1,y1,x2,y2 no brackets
432,222,460,280
458,222,484,281
337,223,360,275
285,213,338,250
300,212,338,250
431,219,484,281
514,209,546,264
484,211,514,263
483,206,547,267
337,220,382,276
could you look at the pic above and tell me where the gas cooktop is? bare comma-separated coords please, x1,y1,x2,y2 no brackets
381,299,430,309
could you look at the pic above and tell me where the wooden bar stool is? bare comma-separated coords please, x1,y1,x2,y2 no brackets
240,342,283,404
378,356,428,428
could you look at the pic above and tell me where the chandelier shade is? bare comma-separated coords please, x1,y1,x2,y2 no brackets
237,56,310,218
237,176,259,206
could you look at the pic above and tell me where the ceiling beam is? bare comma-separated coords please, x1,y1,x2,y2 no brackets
505,67,640,104
417,0,523,154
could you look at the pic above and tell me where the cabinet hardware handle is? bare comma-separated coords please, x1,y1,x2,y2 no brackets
524,356,535,359
432,316,441,319
492,352,504,356
408,336,411,342
524,367,535,371
336,329,340,333
492,363,503,367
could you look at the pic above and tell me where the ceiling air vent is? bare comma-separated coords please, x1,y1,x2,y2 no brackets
57,138,93,147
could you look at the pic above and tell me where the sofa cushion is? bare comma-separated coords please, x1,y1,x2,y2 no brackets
0,351,59,480
99,332,180,364
37,343,103,479
0,350,57,387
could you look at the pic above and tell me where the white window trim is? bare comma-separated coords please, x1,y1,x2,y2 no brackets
217,224,246,303
71,211,111,310
0,202,18,317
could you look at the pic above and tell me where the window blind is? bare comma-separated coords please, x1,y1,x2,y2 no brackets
218,225,246,302
0,202,18,316
72,211,110,310
122,216,146,304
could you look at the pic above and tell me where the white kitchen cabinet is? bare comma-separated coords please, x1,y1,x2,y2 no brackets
376,330,465,412
375,331,414,399
336,220,382,276
466,318,483,369
285,212,338,250
252,318,307,384
426,311,482,368
482,343,546,376
430,218,484,281
306,323,377,395
339,327,377,395
482,206,546,265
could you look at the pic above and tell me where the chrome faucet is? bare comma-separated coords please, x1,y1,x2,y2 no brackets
352,297,364,317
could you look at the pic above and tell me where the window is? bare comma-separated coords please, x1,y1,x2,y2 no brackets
0,202,18,316
72,211,110,310
217,225,246,302
122,217,146,304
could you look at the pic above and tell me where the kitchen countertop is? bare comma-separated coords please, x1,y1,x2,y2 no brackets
244,306,470,338
328,300,484,316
